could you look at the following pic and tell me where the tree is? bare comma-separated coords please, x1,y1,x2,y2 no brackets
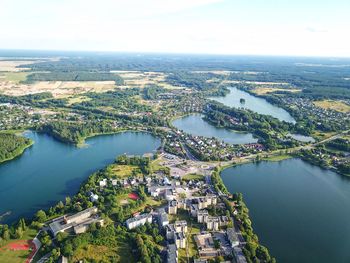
256,245,271,262
15,227,23,239
19,218,26,231
35,210,47,223
62,243,74,257
2,227,10,240
56,232,68,243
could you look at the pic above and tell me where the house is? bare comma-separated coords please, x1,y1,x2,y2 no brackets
227,228,240,247
111,179,118,186
49,207,103,237
99,179,107,188
175,232,186,249
167,244,178,263
90,193,99,202
125,213,152,229
168,200,178,215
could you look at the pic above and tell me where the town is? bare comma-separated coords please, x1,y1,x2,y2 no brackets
12,152,272,263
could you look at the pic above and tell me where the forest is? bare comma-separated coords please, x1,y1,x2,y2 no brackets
37,121,117,144
25,71,124,85
0,133,33,163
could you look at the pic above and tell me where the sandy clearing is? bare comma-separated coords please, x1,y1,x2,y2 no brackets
0,80,116,98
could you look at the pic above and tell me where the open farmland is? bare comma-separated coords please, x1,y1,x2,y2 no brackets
114,70,186,89
314,99,350,113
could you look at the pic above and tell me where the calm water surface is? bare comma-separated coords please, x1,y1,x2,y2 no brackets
172,114,257,145
0,131,160,224
221,159,350,263
210,87,296,123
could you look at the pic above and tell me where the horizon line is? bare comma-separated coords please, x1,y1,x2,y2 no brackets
0,48,349,60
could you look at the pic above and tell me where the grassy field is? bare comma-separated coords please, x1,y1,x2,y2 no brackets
72,236,136,263
182,173,204,181
314,100,350,113
251,87,300,95
111,164,141,178
0,72,29,83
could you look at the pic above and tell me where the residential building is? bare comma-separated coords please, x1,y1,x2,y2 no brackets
175,232,186,249
206,216,220,231
125,213,152,229
168,200,178,215
174,220,187,233
197,210,209,223
158,209,169,227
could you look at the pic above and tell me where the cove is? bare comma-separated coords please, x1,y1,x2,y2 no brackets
221,158,350,263
210,87,296,123
172,114,257,145
0,131,160,224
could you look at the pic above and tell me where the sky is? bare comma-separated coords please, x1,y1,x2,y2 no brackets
1,0,350,57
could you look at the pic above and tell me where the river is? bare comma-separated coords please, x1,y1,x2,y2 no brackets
210,87,296,123
0,131,160,224
221,159,350,263
172,114,257,145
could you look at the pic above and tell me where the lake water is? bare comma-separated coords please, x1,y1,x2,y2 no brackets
210,87,296,123
0,131,160,224
172,114,257,145
288,133,315,143
221,159,350,263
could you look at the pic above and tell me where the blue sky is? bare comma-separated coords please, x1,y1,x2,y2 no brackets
1,0,349,57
